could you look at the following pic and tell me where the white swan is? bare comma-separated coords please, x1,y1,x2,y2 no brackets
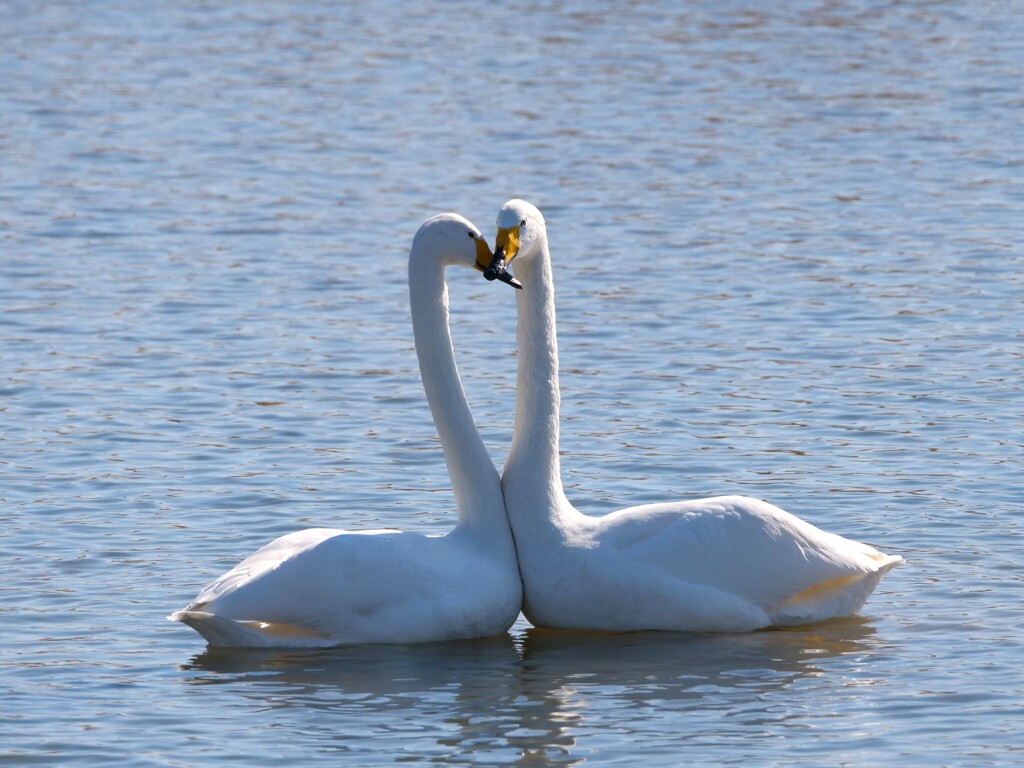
170,214,522,647
483,199,902,633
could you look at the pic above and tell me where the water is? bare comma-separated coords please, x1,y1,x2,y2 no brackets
2,0,1022,764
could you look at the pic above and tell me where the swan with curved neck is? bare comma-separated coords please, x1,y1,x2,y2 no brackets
486,199,902,632
171,214,522,647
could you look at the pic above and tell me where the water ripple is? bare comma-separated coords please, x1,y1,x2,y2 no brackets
2,0,1022,765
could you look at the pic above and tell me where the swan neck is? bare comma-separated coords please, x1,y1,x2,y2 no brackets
505,240,566,505
408,258,505,535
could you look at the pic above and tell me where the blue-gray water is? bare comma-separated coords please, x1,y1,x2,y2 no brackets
2,1,1022,765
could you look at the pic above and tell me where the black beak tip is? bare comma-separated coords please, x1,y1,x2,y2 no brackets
483,253,507,281
480,247,520,288
499,272,523,290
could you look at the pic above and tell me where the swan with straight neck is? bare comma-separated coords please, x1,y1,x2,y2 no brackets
487,198,902,632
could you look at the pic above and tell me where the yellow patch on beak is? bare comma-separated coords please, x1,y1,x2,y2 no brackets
494,225,521,262
474,236,494,272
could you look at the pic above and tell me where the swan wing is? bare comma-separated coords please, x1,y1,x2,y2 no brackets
184,529,441,628
186,527,359,609
175,527,516,645
595,495,900,622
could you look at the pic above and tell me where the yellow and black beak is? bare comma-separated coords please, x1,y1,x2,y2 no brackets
476,224,523,289
494,225,521,264
473,235,494,273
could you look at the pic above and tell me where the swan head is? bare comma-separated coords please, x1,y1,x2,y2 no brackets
412,212,493,272
481,199,545,286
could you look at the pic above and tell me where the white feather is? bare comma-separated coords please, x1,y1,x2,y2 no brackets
170,214,521,647
496,199,902,633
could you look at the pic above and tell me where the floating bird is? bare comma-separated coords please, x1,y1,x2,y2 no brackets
479,198,901,633
170,213,522,647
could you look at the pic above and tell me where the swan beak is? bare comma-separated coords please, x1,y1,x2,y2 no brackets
473,236,494,273
477,225,523,289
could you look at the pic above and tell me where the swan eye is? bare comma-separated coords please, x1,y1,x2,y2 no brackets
467,231,475,238
520,219,527,227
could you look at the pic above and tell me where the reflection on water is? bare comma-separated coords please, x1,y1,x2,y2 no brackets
518,619,879,689
515,622,884,764
186,636,524,763
186,633,522,696
181,620,881,765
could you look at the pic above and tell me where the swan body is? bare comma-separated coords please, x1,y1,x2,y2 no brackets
171,214,522,647
491,199,902,633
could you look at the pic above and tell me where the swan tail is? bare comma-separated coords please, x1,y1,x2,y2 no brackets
770,553,903,627
867,552,904,570
168,611,338,649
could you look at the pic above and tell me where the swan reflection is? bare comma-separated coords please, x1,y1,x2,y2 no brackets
184,634,523,763
512,618,881,763
181,618,882,764
185,631,521,696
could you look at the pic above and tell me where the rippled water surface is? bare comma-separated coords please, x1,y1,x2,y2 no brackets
3,1,1022,765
